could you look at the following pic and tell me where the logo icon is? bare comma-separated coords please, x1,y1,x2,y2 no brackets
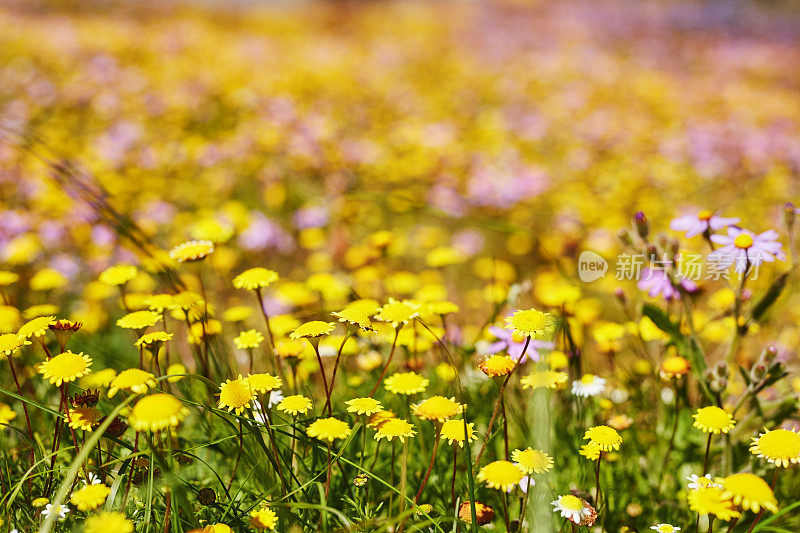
578,251,608,282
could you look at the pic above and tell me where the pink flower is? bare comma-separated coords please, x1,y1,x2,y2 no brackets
670,210,739,238
709,227,785,272
638,268,679,300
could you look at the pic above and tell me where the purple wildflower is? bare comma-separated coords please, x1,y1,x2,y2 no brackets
670,210,739,238
709,227,785,272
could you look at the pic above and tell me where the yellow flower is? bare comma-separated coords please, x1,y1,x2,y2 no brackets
290,321,335,340
0,333,29,356
511,448,554,474
693,406,736,434
412,396,462,422
67,406,102,430
660,356,690,379
116,310,162,330
81,368,117,389
203,524,232,533
234,329,264,350
127,394,189,432
373,298,420,328
166,364,187,383
384,372,429,395
441,419,476,447
521,370,568,390
98,264,138,286
478,355,516,377
70,483,110,511
145,294,175,312
307,417,352,442
232,267,279,290
249,506,278,530
39,351,93,386
505,309,553,338
607,415,634,431
23,304,60,320
218,376,255,414
332,308,373,331
83,511,134,533
477,460,524,491
135,332,173,347
30,268,67,291
373,417,416,442
222,306,254,323
0,271,20,287
0,403,17,425
18,315,56,339
580,442,602,461
346,397,383,416
108,369,157,397
583,425,622,451
247,373,282,393
367,410,396,429
687,486,740,521
718,473,778,513
750,428,800,467
277,395,313,416
32,497,49,507
168,240,214,262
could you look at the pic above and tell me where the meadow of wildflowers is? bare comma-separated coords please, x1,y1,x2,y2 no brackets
1,0,800,531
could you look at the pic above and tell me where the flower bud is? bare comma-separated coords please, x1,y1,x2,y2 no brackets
784,202,796,228
634,211,649,239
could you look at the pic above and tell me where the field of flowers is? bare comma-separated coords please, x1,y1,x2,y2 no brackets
1,0,800,531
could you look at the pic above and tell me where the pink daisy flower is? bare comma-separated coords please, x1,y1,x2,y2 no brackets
637,268,697,301
708,227,785,272
670,210,739,238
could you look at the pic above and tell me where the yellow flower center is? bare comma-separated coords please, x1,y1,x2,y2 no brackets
697,210,713,221
734,234,753,249
756,429,800,459
559,495,584,512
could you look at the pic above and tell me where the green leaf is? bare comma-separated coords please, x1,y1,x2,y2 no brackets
751,272,789,322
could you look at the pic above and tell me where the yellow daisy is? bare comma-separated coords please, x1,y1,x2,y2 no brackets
521,370,569,390
505,309,553,338
412,396,462,422
477,460,524,491
718,473,778,513
98,264,138,286
373,417,416,443
693,406,736,435
135,332,173,347
218,376,255,414
168,240,214,262
384,372,429,395
289,321,336,340
0,402,17,425
306,417,352,442
440,419,476,447
367,410,396,429
478,355,516,377
332,308,373,332
234,329,264,350
108,369,157,398
345,397,383,416
750,428,800,467
373,298,420,328
579,442,602,461
70,483,110,511
687,486,740,521
39,351,93,386
116,310,162,330
247,373,282,393
0,333,29,356
232,267,279,290
276,395,313,416
18,315,56,339
249,506,278,530
83,511,134,533
511,448,554,474
583,425,622,451
127,394,189,432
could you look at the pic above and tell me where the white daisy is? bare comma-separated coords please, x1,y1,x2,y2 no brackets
571,374,606,397
85,472,102,485
686,473,720,491
551,494,592,524
267,389,284,408
651,525,681,533
42,503,69,521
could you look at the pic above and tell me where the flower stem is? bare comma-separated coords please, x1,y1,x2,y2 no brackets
414,426,441,504
369,328,400,397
